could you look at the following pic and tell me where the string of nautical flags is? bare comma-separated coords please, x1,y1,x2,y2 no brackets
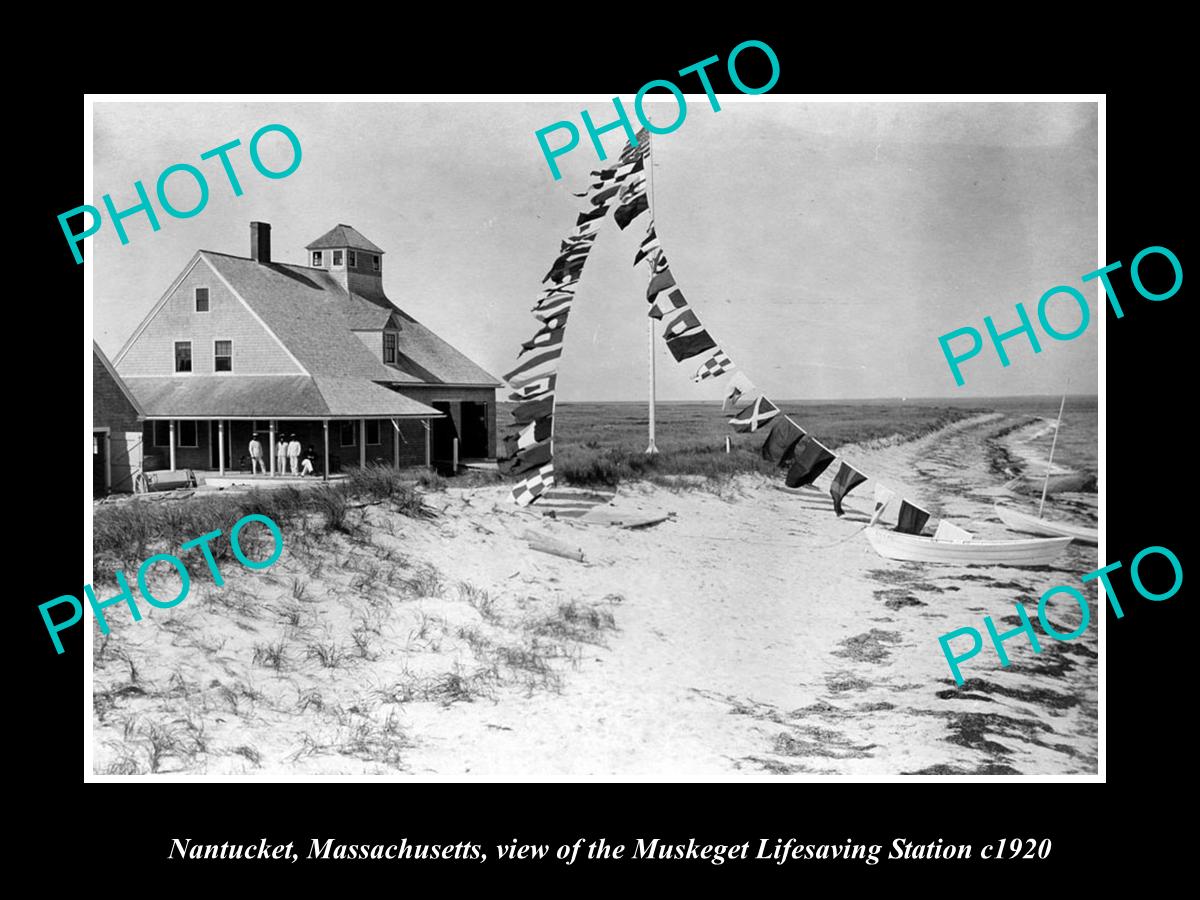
502,128,652,507
631,215,933,534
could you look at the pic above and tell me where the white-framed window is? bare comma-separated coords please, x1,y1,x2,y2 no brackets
371,255,381,272
153,421,198,447
195,287,210,312
340,421,356,446
366,420,381,445
348,250,358,267
332,250,344,266
174,341,192,373
214,340,233,372
383,331,397,364
312,251,323,266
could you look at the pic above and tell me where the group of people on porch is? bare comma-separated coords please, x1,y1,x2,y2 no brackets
247,433,317,476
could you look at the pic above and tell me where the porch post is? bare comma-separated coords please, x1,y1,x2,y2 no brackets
269,420,276,475
323,420,330,483
359,418,367,469
392,418,400,469
218,420,226,475
424,419,432,468
169,419,177,471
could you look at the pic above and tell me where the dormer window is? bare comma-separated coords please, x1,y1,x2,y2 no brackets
333,250,344,266
311,251,323,266
383,332,397,364
348,250,358,267
372,255,381,272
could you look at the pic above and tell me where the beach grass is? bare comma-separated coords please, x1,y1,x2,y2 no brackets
512,401,985,488
92,464,431,583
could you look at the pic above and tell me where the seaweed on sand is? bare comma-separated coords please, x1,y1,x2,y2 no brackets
832,629,903,664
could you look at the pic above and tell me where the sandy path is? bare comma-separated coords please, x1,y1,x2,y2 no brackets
397,413,1098,777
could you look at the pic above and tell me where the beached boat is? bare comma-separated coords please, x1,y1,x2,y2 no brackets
864,528,1071,566
994,503,1097,545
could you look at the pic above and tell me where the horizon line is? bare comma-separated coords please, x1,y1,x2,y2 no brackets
535,393,1101,404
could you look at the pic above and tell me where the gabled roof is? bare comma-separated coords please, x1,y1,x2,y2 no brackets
93,341,145,417
201,250,500,388
123,375,442,419
305,224,385,253
202,252,400,381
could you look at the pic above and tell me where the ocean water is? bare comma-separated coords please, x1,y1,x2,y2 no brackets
970,395,1098,475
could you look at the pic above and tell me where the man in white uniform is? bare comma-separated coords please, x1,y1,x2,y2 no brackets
249,433,264,474
276,434,289,476
287,435,302,476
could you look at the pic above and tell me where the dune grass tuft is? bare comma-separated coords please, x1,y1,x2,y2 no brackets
93,464,434,581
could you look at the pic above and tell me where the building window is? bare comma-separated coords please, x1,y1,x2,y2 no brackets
340,421,356,447
312,251,323,266
175,341,192,373
214,340,233,372
153,421,198,447
348,250,358,267
333,250,344,266
195,287,210,312
383,332,397,364
372,255,381,272
366,420,381,445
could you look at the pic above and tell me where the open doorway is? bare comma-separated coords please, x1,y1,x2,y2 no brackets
459,401,490,458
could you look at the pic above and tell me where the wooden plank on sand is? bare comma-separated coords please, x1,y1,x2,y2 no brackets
578,508,672,529
520,529,586,562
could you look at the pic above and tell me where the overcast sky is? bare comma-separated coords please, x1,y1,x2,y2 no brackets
92,100,1097,401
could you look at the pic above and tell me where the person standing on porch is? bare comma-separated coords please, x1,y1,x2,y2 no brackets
277,434,289,476
249,433,264,474
287,434,302,475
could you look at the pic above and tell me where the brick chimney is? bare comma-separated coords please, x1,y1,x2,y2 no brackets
250,222,271,263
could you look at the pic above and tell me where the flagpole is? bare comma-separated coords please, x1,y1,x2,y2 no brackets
645,131,659,455
1038,393,1066,518
647,317,659,453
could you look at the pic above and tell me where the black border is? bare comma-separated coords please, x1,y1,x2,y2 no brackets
21,28,1190,883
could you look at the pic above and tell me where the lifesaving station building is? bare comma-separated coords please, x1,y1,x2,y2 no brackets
113,222,499,481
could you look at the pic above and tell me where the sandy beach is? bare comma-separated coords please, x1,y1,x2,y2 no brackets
92,412,1098,777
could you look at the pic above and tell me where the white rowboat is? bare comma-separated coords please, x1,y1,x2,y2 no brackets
864,528,1071,566
994,503,1097,545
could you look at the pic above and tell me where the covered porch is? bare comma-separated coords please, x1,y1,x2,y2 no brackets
143,416,435,482
124,374,444,482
